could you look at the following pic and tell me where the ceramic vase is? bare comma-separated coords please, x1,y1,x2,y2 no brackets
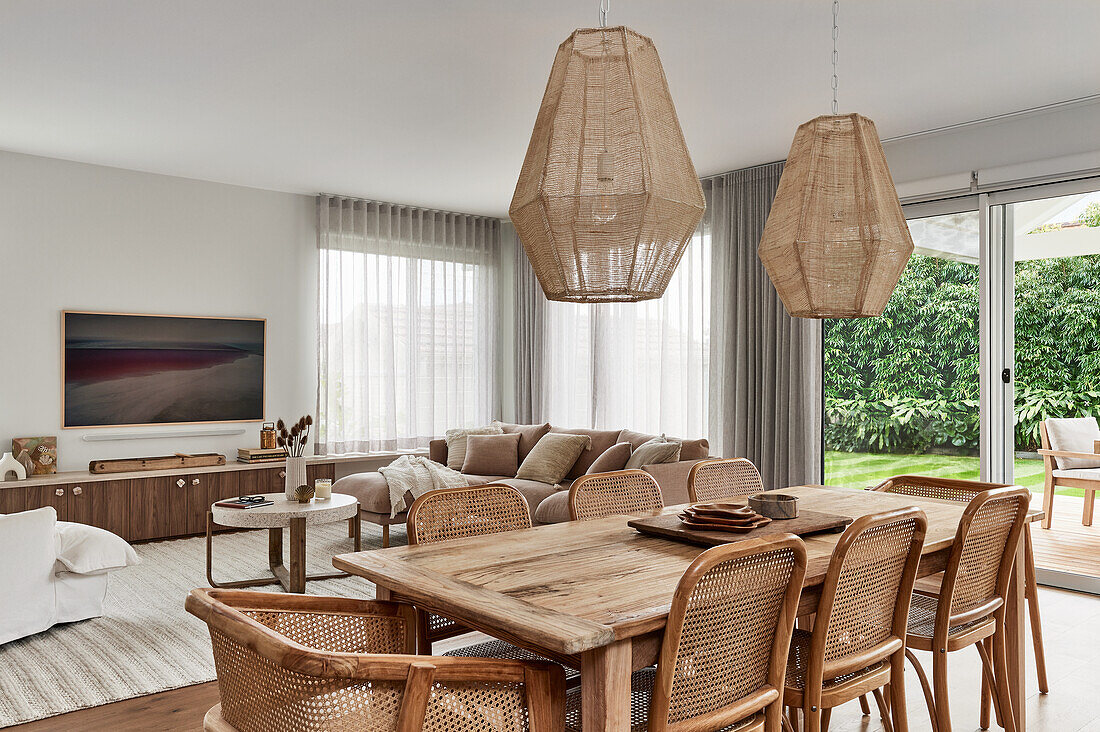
284,456,306,500
0,452,27,481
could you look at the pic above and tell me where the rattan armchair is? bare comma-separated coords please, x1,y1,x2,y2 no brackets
564,535,808,732
687,458,764,502
783,508,927,732
870,474,1047,725
568,469,664,521
902,487,1031,732
186,588,565,732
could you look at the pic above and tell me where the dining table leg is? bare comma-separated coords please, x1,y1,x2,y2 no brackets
1005,538,1027,731
580,639,631,731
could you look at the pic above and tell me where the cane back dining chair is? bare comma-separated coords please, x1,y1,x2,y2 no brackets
900,487,1031,732
783,507,927,732
687,458,764,503
868,474,1047,726
186,588,566,732
563,535,808,732
405,484,578,681
568,469,664,521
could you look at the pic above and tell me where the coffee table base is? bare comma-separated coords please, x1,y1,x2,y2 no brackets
206,510,361,593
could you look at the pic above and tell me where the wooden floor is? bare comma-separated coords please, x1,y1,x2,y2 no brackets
16,585,1100,732
1030,493,1100,578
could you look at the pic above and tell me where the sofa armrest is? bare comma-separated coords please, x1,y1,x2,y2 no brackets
643,459,706,507
0,507,59,644
429,439,448,465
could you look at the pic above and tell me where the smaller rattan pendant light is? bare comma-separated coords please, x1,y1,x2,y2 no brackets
509,1,705,303
758,1,914,318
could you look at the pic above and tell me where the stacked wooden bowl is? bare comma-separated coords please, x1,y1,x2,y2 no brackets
679,502,771,533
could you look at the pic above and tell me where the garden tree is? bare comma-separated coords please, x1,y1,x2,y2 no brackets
825,244,1100,454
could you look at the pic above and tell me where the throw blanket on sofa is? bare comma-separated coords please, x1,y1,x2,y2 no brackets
379,455,467,517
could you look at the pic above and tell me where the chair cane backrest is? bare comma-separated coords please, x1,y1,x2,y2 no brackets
186,588,566,732
649,536,807,732
568,469,664,521
871,474,1010,504
687,458,764,503
811,509,926,681
407,484,531,545
939,488,1031,623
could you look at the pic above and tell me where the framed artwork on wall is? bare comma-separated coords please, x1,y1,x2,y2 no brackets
62,311,266,428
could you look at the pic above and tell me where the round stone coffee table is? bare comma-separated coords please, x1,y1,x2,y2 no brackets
206,493,360,593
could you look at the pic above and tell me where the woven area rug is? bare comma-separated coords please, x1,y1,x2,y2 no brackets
0,519,406,728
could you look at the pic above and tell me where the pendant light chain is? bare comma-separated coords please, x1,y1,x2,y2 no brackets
831,0,839,115
599,0,609,28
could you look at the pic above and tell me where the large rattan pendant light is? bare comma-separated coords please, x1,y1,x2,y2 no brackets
509,0,705,303
758,0,914,318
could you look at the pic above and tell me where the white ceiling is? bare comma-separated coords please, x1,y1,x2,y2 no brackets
3,1,1099,216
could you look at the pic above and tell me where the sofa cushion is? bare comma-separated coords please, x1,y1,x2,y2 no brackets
533,489,572,525
1046,417,1100,470
625,436,682,469
494,478,561,519
462,433,521,476
518,433,592,485
444,423,503,471
336,471,516,515
55,521,140,575
495,422,552,461
586,442,632,474
618,428,709,461
551,427,622,479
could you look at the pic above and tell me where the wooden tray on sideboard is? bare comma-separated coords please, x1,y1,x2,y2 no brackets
89,453,226,474
629,508,852,548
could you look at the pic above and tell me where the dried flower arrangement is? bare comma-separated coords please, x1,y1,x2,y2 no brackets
276,415,313,458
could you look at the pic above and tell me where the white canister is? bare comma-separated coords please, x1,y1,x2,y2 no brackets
284,456,307,501
315,478,332,500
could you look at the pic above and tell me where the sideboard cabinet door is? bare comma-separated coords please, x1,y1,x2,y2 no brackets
68,480,130,538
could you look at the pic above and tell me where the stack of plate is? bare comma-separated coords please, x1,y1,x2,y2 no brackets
679,502,771,533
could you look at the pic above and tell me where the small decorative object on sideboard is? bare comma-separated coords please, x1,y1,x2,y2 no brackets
260,422,277,449
748,492,800,519
278,415,313,501
12,436,57,475
294,484,315,503
314,478,332,501
0,452,28,481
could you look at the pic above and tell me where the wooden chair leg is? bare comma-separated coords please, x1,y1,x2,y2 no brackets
821,708,832,732
932,647,952,732
802,701,823,732
976,638,1003,729
980,644,992,730
991,623,1019,732
1084,489,1096,527
782,712,796,732
382,523,390,548
889,652,909,732
787,706,800,732
872,688,894,732
1041,476,1054,529
905,649,939,732
348,516,355,538
415,610,431,655
1024,528,1049,694
858,694,871,715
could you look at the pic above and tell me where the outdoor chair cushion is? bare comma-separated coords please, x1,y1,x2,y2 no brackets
1052,468,1100,481
1046,417,1100,470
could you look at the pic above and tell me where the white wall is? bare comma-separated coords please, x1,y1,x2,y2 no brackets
0,151,317,471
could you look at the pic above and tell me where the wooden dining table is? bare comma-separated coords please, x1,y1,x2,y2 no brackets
333,484,1042,731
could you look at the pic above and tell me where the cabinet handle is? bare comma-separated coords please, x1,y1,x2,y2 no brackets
72,486,83,496
177,478,186,488
279,471,286,478
192,478,200,485
55,488,65,497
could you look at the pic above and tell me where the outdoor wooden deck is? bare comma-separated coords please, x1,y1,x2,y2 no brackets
1030,493,1100,579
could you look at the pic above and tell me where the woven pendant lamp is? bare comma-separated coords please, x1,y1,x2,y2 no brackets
509,24,705,303
758,2,913,318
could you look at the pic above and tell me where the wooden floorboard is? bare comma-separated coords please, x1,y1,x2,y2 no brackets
12,682,218,732
1031,493,1100,577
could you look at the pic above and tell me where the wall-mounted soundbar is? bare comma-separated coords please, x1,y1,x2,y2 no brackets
81,428,246,442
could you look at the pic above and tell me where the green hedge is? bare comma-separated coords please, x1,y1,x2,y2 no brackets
824,248,1100,454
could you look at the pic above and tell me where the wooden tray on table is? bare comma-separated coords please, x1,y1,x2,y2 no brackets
629,507,853,548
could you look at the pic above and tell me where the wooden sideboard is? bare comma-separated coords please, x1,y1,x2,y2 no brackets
0,452,416,543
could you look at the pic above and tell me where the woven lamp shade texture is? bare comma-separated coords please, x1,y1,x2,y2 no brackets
759,113,914,318
509,26,705,303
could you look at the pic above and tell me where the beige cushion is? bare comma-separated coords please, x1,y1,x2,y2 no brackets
625,435,682,469
494,478,561,517
618,428,709,460
445,424,503,471
336,471,515,515
462,433,521,476
586,442,632,474
1053,468,1100,481
494,421,552,461
517,433,592,485
533,489,572,524
1046,418,1100,470
550,427,621,479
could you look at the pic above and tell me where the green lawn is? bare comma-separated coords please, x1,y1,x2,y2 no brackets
824,450,1069,495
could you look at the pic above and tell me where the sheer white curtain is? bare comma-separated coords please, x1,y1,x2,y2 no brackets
317,196,499,454
539,226,711,437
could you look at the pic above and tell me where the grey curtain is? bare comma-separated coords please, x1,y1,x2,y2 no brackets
512,229,544,423
706,162,823,489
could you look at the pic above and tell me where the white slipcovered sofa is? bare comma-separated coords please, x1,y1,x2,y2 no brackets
1,506,140,645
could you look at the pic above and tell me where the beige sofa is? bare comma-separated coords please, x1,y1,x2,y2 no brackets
333,424,709,546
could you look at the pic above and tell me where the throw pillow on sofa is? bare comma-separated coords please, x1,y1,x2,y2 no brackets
516,433,592,485
625,435,681,469
55,521,140,575
445,423,503,471
586,442,633,474
462,433,522,476
493,421,551,461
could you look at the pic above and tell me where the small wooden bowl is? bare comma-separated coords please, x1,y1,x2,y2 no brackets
748,493,799,519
